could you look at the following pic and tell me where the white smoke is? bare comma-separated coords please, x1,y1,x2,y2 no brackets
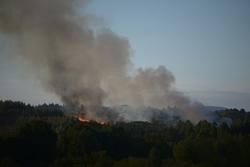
0,0,211,123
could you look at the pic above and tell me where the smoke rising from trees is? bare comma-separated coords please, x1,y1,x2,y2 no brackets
0,0,211,123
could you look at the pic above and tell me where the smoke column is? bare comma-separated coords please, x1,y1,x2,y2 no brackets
0,0,209,123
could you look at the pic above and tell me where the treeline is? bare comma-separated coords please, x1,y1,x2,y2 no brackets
0,100,64,125
0,100,250,167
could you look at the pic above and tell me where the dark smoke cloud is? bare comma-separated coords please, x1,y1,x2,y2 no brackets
0,0,211,123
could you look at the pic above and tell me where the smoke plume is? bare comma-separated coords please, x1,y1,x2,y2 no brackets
0,0,210,123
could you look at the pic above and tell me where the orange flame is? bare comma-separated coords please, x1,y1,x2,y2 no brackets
75,114,105,125
78,116,90,123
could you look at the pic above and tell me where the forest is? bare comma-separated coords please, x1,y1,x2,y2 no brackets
0,100,250,167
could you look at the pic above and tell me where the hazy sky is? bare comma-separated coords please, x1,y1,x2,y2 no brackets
0,0,250,109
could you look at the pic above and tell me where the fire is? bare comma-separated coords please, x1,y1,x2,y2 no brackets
75,114,105,125
78,116,90,123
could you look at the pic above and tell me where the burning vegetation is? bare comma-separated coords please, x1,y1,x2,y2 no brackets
0,100,250,167
74,113,105,124
0,0,214,123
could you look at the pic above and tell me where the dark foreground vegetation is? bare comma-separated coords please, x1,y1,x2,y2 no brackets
0,100,250,167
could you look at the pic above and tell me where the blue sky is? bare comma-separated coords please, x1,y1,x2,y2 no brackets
0,0,250,109
85,0,250,109
84,0,250,109
86,0,250,93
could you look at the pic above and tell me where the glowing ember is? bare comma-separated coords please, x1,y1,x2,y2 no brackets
78,116,90,123
75,114,105,125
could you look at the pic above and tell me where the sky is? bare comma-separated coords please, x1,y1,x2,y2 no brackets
0,0,250,109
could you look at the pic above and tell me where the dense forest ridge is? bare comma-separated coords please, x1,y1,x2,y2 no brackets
0,100,250,167
0,99,248,125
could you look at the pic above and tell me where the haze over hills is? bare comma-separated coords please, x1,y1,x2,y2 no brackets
187,90,250,111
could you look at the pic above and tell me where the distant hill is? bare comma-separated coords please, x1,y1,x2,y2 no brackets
202,105,227,112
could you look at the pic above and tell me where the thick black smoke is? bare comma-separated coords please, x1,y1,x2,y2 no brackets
0,0,211,123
